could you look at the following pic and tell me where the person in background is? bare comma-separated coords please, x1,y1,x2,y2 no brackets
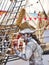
15,28,44,65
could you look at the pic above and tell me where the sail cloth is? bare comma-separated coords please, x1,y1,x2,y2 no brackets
19,22,35,30
16,8,25,27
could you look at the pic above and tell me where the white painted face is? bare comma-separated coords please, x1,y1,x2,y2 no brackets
21,34,25,39
21,34,28,41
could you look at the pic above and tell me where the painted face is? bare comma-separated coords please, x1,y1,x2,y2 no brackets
21,34,25,39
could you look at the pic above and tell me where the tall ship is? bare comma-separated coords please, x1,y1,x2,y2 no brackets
0,0,49,65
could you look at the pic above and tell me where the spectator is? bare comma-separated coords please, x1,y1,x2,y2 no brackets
15,28,44,65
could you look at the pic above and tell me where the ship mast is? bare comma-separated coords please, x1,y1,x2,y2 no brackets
39,0,47,18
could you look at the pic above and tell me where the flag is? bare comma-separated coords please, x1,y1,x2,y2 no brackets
0,10,7,16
